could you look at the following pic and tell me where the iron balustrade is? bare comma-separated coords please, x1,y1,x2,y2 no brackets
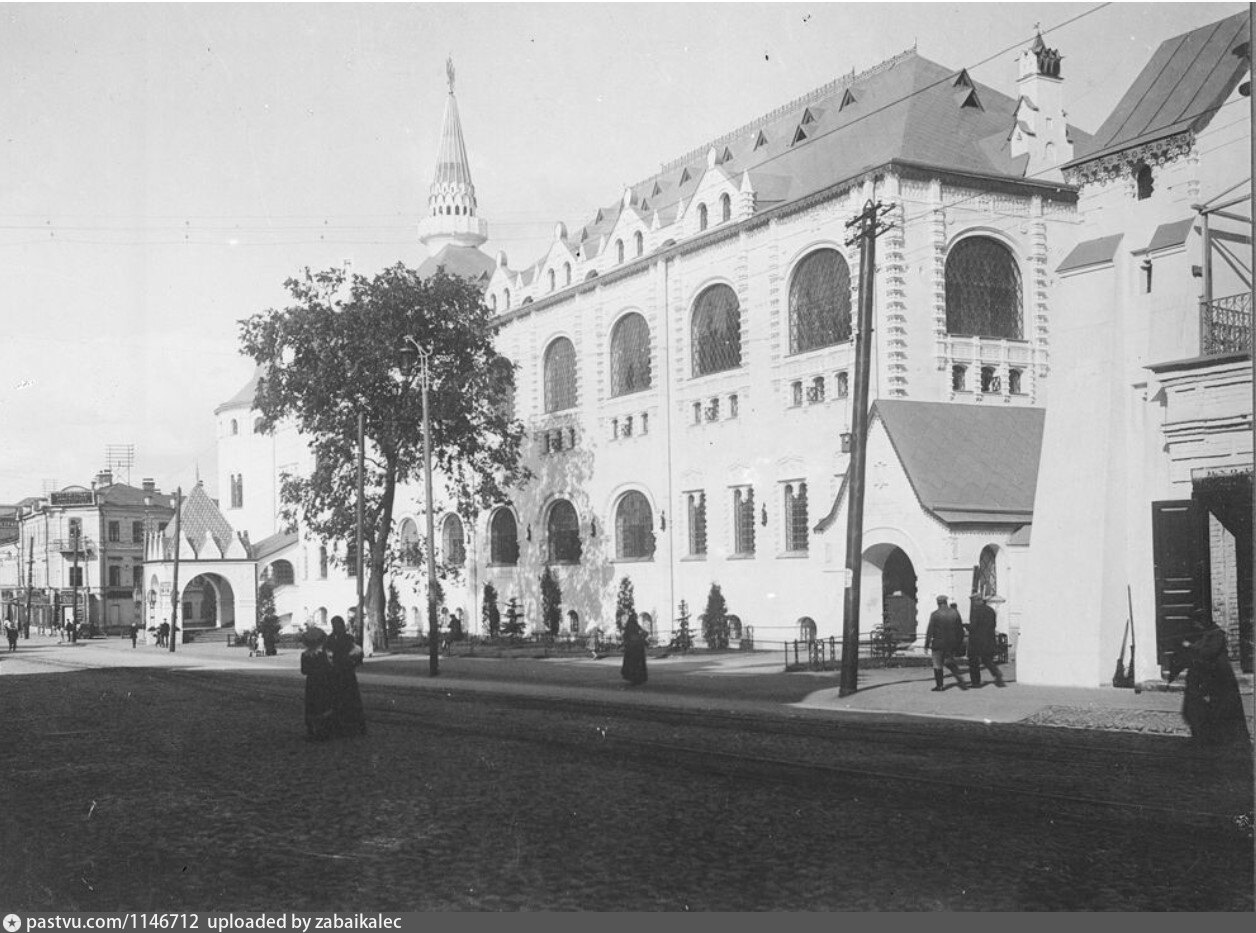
1200,292,1252,356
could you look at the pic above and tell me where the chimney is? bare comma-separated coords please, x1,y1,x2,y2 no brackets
142,478,155,494
1011,33,1072,181
97,469,114,487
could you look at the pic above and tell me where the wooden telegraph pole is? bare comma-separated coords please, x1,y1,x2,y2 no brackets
839,198,895,697
356,411,366,652
169,487,182,653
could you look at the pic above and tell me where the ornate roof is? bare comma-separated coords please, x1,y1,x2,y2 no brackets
162,483,246,560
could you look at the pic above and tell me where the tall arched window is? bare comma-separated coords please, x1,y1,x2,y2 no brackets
977,545,998,598
720,193,731,222
610,312,651,396
615,491,655,560
230,419,238,435
564,262,572,286
616,239,625,264
504,288,512,310
698,203,709,231
944,237,1023,340
547,499,581,563
543,337,577,412
269,560,295,586
489,508,519,565
789,248,852,354
691,284,741,376
548,269,556,291
397,518,420,568
318,546,328,579
488,356,516,421
634,231,644,256
1135,162,1154,200
441,514,466,567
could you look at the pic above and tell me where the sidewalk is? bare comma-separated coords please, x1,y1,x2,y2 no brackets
2,632,1251,739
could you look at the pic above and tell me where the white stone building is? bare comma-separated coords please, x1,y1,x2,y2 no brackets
1020,10,1252,685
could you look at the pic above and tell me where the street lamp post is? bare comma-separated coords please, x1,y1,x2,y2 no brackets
169,487,182,653
400,335,440,677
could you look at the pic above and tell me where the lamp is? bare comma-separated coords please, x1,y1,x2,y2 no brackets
840,431,853,453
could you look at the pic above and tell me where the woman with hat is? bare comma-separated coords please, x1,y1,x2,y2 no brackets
326,615,367,736
299,626,335,741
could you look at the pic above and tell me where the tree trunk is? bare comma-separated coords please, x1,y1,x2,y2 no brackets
365,453,400,652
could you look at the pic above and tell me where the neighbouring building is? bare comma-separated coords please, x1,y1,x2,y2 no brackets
1020,10,1252,685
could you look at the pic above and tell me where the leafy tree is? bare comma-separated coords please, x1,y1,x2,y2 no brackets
482,582,501,639
502,596,525,640
385,581,405,640
615,576,637,634
239,265,530,650
672,599,694,652
540,566,562,637
701,583,729,650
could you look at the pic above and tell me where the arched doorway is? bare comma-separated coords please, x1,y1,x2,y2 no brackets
179,574,236,631
863,543,919,642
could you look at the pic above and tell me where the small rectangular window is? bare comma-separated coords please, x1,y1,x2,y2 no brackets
951,365,967,392
1008,368,1023,395
132,521,144,544
108,566,121,587
836,371,849,398
728,394,738,419
1141,260,1153,294
705,397,719,422
791,381,803,407
611,418,619,439
108,521,120,543
641,412,649,434
693,401,702,424
69,567,83,586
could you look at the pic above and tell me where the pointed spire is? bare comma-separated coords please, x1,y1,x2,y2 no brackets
418,57,489,253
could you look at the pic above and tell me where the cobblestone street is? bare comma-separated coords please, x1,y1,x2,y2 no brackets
1,661,1251,911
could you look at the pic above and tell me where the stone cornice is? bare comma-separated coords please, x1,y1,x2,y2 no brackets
1063,131,1195,188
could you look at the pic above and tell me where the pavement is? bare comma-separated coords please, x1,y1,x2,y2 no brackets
2,630,1253,740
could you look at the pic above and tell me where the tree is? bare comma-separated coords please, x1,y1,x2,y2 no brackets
672,599,694,652
385,580,405,640
502,596,525,640
482,582,501,639
239,264,530,650
540,566,562,637
256,580,282,655
615,576,637,634
701,583,729,650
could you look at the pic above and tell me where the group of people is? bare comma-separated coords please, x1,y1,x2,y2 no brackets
300,615,367,740
924,593,1005,692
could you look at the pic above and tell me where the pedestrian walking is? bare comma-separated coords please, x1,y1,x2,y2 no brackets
299,626,335,741
924,595,968,692
1168,611,1250,746
158,621,170,647
326,615,366,736
621,613,648,686
4,614,19,652
966,594,1005,688
248,629,259,657
128,622,139,648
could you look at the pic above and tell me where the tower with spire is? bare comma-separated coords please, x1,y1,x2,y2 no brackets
417,57,496,284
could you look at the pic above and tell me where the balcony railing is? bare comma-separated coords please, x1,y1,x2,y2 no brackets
1200,292,1252,356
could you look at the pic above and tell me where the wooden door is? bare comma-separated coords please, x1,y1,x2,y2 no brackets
1150,500,1211,666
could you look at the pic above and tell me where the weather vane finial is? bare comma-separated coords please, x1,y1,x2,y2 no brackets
446,56,455,94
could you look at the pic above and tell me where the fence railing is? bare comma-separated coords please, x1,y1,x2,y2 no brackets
1200,292,1252,356
783,634,1009,671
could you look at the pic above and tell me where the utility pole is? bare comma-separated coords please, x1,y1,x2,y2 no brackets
356,411,367,653
169,488,182,653
25,537,34,638
839,198,896,697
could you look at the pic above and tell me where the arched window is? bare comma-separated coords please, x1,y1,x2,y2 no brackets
318,546,328,579
489,508,519,565
1135,162,1154,200
977,545,998,598
783,481,809,553
616,239,625,264
610,312,651,396
230,419,238,435
547,499,582,563
615,491,655,560
543,337,577,412
397,518,420,568
488,356,516,421
789,248,852,354
441,514,466,568
548,269,556,291
944,237,1023,340
720,192,731,222
490,293,498,312
564,262,572,286
504,288,512,310
634,231,643,256
691,284,741,376
269,560,295,586
698,203,709,231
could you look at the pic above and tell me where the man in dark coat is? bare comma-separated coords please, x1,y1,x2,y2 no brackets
924,595,968,692
967,594,1005,688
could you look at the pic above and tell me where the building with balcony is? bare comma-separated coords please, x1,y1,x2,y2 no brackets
1020,10,1252,685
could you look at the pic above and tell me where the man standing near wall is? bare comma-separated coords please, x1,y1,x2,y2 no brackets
924,595,968,692
967,594,1006,688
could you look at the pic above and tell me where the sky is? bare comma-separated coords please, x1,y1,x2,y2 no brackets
0,0,1246,504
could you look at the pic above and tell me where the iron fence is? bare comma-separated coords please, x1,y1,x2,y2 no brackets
1200,292,1252,356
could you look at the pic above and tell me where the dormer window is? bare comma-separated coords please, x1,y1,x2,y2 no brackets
698,203,708,231
720,193,731,223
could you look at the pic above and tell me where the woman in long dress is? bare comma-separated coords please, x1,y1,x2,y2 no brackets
1171,615,1249,746
299,627,334,741
621,615,648,686
326,615,367,736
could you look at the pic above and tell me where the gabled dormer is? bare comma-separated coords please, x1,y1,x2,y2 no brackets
682,147,740,236
604,188,650,266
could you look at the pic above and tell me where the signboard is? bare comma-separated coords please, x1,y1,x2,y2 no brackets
49,490,94,507
1190,464,1252,482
